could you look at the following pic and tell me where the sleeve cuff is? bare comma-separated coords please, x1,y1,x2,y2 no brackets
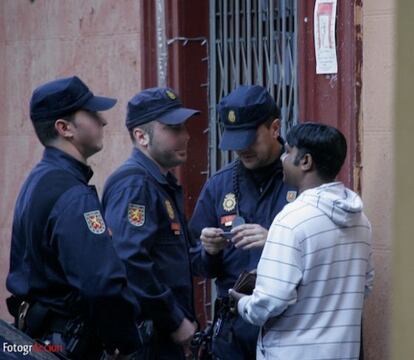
237,295,251,322
201,248,223,265
163,304,185,333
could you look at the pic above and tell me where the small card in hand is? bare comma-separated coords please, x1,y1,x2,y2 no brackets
232,270,257,295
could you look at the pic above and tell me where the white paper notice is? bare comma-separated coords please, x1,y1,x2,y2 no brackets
314,0,338,74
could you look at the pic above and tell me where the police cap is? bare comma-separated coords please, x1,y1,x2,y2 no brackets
126,87,200,130
218,85,280,151
30,76,117,122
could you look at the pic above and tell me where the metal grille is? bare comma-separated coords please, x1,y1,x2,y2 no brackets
209,0,298,174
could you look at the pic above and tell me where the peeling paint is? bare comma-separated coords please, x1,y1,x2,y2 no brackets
329,74,338,88
354,0,363,194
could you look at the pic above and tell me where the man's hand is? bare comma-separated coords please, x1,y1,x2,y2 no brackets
200,227,228,255
231,224,268,250
171,318,196,346
228,289,247,314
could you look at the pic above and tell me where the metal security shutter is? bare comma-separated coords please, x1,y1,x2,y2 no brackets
209,0,298,175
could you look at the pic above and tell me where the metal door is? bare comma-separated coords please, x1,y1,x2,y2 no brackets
209,0,298,174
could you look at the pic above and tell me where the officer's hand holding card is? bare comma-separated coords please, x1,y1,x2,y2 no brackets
200,227,228,255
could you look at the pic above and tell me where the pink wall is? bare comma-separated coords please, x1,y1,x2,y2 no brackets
362,1,396,358
0,0,144,320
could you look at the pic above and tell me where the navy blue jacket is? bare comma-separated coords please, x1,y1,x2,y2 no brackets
6,147,139,353
189,159,297,297
102,148,195,334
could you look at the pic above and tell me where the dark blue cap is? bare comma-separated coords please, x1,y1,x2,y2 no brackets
30,76,117,122
126,87,200,130
218,85,280,151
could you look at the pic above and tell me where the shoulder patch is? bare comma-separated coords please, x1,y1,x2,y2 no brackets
286,191,297,203
84,210,106,234
128,203,145,227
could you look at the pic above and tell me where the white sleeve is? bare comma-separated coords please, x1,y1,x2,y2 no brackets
238,223,303,326
364,250,375,297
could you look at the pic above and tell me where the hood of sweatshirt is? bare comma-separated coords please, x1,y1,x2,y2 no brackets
298,182,364,227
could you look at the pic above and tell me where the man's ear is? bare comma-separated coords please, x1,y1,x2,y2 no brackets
300,153,313,172
133,127,150,147
55,119,74,139
270,118,281,139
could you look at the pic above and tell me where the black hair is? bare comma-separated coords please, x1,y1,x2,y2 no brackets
286,122,347,180
32,113,75,146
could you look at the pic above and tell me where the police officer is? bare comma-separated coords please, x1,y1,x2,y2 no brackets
189,85,297,360
6,76,141,359
102,88,200,360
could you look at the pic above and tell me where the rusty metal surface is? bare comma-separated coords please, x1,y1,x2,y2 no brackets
163,0,211,326
298,0,362,189
141,0,158,88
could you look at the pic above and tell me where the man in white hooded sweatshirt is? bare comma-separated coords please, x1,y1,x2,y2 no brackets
229,123,374,360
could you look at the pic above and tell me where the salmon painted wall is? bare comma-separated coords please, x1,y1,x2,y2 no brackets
362,0,395,358
0,0,144,320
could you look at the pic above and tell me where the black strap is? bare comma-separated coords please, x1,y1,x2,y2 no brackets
232,160,241,216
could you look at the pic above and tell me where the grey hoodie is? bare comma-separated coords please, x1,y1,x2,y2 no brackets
300,181,365,227
238,182,374,360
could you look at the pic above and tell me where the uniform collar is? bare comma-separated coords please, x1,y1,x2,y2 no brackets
43,146,94,183
242,158,283,185
131,147,178,186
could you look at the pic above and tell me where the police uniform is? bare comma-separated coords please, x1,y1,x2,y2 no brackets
189,85,297,360
102,88,199,360
6,77,140,359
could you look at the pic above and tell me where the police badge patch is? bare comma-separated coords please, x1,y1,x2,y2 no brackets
223,193,236,212
286,191,297,203
128,203,145,227
84,210,106,234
